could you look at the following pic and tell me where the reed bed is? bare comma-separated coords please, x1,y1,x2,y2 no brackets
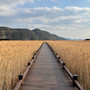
48,41,90,90
0,41,42,90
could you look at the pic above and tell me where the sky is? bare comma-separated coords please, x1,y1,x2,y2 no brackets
0,0,90,39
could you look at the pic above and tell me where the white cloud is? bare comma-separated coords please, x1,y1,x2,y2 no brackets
0,0,34,7
0,5,17,16
30,0,34,3
32,7,51,11
51,0,56,2
0,6,90,39
28,24,51,30
47,16,82,23
81,30,90,39
65,6,84,11
65,6,90,12
75,19,90,23
27,6,62,11
53,6,62,11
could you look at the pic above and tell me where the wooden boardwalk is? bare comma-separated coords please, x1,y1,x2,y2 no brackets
19,43,78,90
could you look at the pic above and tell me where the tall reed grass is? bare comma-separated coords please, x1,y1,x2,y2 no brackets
48,41,90,90
0,41,42,90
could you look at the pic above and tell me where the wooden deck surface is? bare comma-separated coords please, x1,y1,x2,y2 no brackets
19,43,78,90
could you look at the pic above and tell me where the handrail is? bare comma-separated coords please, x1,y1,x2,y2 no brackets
14,43,43,90
46,43,84,90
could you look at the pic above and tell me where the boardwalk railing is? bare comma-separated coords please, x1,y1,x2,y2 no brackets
46,43,84,90
14,43,43,90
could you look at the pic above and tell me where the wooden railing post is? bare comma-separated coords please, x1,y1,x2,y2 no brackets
19,74,23,80
62,62,65,69
28,62,30,66
58,57,60,62
32,56,34,59
73,74,78,85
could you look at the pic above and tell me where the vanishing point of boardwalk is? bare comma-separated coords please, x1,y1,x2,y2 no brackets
19,43,78,90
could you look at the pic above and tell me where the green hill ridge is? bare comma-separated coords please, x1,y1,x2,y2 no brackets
0,26,66,40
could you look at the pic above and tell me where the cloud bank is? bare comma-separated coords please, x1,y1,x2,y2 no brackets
0,3,90,39
0,0,34,6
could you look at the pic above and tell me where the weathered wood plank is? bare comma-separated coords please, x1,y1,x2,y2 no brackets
19,43,78,90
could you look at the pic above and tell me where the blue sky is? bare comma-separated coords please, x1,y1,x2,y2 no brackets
18,0,90,8
0,0,90,39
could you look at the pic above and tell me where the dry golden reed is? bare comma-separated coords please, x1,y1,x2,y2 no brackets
0,41,42,90
48,40,90,90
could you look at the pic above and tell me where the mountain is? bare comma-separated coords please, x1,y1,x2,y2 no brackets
33,29,66,40
0,26,66,40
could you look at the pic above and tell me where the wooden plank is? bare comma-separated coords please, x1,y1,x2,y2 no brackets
19,43,78,90
14,43,42,90
47,43,83,90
